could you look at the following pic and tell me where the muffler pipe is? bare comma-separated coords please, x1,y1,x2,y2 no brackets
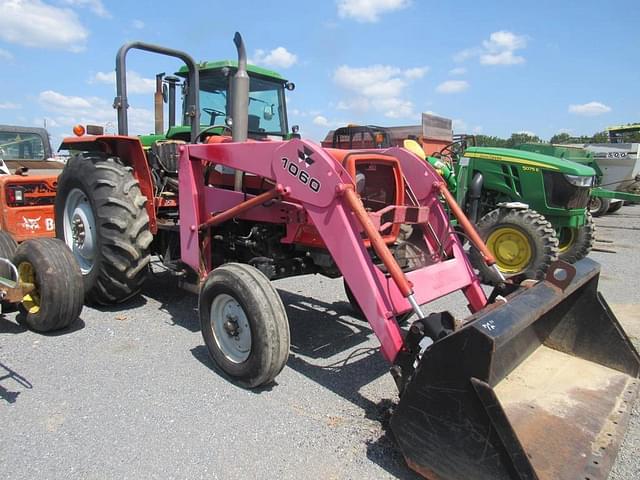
154,73,164,134
231,32,249,191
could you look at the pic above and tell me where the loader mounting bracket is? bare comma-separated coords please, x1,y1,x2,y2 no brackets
391,312,455,394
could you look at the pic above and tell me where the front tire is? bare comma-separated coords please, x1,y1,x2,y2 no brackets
470,208,559,282
589,196,610,217
14,239,84,332
55,152,153,305
199,263,290,388
558,212,596,263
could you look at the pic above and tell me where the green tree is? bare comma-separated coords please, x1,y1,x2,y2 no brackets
507,132,541,147
549,132,572,144
474,135,509,147
591,130,609,142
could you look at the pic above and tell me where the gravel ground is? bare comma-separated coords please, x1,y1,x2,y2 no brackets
1,204,639,479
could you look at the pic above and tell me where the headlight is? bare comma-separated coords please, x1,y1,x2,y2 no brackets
563,174,594,187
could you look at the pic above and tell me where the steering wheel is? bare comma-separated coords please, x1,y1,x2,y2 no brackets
203,108,226,126
439,140,466,167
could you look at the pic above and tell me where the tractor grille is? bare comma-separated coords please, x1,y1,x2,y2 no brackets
501,165,522,196
543,172,591,209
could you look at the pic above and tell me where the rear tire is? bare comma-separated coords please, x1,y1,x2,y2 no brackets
14,239,84,332
589,197,610,217
470,208,559,282
55,152,152,305
0,231,18,313
558,212,596,263
607,201,623,213
199,263,290,388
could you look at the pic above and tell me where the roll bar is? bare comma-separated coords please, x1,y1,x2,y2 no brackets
114,42,200,143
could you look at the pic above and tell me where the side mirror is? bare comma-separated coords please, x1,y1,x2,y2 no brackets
285,82,295,91
162,84,168,103
263,105,274,121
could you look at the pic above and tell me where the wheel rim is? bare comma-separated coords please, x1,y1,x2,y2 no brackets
63,188,97,274
486,227,533,274
558,227,576,253
18,261,40,314
589,197,602,214
210,293,251,364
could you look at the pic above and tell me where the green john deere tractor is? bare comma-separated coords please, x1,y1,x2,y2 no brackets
324,124,598,282
451,145,596,282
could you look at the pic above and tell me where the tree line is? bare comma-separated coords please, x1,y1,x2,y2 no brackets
470,131,617,148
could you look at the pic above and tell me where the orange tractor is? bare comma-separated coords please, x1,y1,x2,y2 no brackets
0,125,83,331
0,125,60,241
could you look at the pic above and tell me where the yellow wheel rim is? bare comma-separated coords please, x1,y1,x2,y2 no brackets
486,227,533,274
18,261,40,314
558,228,576,254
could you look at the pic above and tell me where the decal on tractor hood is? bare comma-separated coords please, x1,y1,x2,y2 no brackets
466,151,559,171
281,156,321,193
18,216,55,232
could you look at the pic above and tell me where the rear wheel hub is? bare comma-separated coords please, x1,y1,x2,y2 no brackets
63,188,97,274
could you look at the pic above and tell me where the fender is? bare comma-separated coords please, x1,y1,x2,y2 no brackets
60,135,157,233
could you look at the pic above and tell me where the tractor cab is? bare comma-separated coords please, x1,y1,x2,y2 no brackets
141,61,295,146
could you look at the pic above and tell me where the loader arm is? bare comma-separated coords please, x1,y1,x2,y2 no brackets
179,139,487,362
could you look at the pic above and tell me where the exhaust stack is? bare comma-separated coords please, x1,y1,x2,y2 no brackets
154,73,164,134
231,32,249,191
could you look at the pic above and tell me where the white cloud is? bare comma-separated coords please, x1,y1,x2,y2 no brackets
0,48,13,60
61,0,110,17
568,101,612,116
40,90,92,109
436,80,469,94
0,0,88,52
455,30,527,66
90,70,156,94
480,50,524,65
449,67,466,75
313,115,330,127
39,90,153,135
371,97,413,118
333,64,425,118
252,47,298,69
403,66,429,80
336,97,371,112
482,30,527,52
516,130,536,136
132,19,145,29
334,65,406,97
337,0,410,23
0,101,21,109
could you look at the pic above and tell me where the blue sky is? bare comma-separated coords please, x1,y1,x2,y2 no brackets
0,0,638,147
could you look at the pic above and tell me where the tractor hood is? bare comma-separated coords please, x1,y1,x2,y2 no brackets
465,146,596,176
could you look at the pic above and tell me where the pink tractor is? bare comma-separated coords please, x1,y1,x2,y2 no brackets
55,34,639,480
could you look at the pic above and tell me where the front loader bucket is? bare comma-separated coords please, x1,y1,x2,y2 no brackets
390,258,640,480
